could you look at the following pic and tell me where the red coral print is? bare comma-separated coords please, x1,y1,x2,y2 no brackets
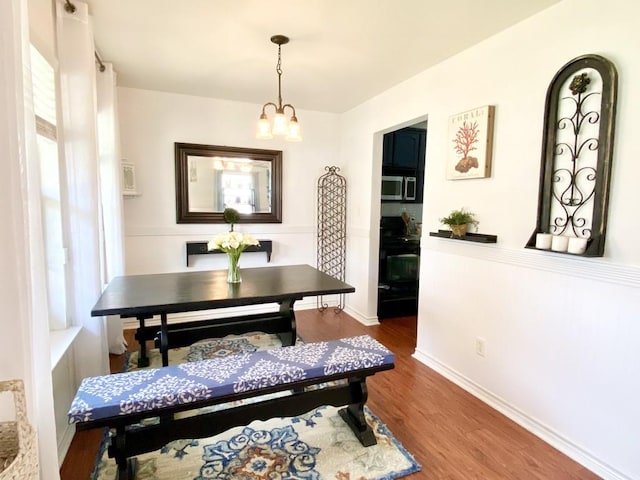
453,121,480,173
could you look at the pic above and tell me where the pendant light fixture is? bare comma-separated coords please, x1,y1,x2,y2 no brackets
256,35,302,142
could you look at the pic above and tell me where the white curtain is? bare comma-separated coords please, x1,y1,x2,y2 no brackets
1,0,59,477
56,1,109,378
96,63,127,354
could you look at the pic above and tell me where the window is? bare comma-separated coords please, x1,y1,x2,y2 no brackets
29,45,68,331
221,172,256,214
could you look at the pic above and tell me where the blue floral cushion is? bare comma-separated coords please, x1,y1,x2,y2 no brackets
68,335,394,424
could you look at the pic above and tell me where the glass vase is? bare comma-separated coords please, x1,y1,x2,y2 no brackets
227,254,241,283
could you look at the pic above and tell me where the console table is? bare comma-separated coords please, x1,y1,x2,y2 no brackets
92,264,354,367
186,240,272,266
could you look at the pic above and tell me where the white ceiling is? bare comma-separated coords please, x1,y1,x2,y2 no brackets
85,0,562,113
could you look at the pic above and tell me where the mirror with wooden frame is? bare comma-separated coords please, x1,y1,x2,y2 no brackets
175,143,282,224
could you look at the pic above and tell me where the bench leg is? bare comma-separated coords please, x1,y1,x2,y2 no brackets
338,378,377,447
114,458,137,480
110,427,138,480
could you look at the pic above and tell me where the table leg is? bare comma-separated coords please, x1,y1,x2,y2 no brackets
160,312,169,366
277,298,297,346
136,317,150,368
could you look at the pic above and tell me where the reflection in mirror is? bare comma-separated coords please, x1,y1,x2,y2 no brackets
175,143,282,224
187,156,272,214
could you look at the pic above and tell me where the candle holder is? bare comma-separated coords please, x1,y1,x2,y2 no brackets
535,233,553,249
568,237,588,254
551,235,569,252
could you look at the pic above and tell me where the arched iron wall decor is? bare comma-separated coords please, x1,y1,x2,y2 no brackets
526,54,617,257
316,166,347,312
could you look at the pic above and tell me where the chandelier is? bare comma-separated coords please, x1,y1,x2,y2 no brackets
256,35,301,142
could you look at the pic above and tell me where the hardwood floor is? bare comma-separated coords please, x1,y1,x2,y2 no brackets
60,310,600,479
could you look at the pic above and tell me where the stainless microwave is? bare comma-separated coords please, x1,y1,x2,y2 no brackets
381,175,416,201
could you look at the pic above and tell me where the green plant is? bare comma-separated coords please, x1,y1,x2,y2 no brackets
439,208,479,228
223,208,241,231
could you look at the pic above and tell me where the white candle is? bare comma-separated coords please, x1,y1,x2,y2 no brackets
568,237,588,254
551,235,569,252
535,233,553,249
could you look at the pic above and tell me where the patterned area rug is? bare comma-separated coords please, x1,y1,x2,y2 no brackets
92,332,420,480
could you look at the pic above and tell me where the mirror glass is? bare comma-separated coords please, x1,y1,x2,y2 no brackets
175,143,282,224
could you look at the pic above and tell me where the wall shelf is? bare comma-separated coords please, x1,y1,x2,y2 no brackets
523,245,599,257
186,240,272,267
429,230,497,244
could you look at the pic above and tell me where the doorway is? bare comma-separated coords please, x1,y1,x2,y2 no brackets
377,120,427,320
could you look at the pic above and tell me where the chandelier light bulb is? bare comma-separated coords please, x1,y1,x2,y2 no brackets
256,113,273,139
286,115,302,142
272,111,288,136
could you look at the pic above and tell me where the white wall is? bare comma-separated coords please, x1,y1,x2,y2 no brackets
340,0,640,478
117,87,344,312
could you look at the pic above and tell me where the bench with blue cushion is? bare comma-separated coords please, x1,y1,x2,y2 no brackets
68,335,395,480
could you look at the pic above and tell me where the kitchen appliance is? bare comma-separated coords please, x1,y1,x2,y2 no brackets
378,216,420,319
381,175,416,201
386,253,420,282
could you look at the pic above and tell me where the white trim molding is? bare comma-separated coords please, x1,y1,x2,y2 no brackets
423,238,640,289
125,224,316,237
50,326,82,370
343,305,379,326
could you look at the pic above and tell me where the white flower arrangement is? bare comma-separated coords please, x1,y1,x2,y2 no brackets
209,209,259,282
208,231,259,283
207,231,260,255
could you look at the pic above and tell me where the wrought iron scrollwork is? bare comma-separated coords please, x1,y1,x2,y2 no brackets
527,54,617,257
317,166,347,312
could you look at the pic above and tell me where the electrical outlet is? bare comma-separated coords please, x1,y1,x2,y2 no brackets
475,337,486,357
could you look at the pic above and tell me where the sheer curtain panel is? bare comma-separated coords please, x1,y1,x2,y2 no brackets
1,0,60,477
96,63,127,355
56,0,109,379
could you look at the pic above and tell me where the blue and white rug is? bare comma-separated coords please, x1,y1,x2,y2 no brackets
92,332,421,480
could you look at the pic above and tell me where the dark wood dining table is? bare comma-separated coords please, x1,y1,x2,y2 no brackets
91,264,355,366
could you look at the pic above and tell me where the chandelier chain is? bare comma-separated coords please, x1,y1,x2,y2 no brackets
276,45,283,108
276,45,283,76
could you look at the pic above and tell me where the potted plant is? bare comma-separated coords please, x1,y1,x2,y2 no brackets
223,207,241,231
439,208,479,238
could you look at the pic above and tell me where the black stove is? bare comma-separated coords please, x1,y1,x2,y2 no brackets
381,235,420,248
380,216,406,238
378,216,421,319
380,216,420,250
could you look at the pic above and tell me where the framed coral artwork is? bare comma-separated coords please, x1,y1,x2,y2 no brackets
446,105,495,180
